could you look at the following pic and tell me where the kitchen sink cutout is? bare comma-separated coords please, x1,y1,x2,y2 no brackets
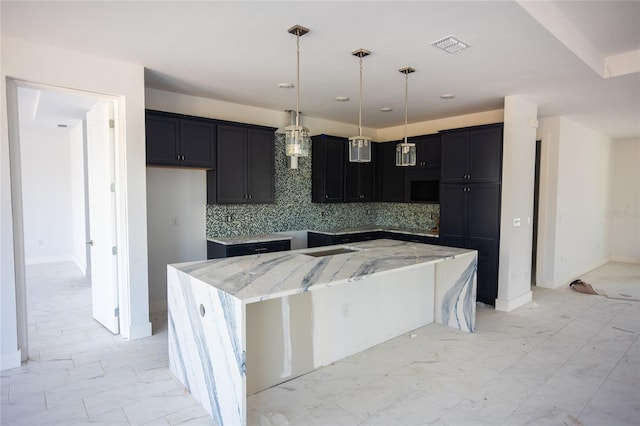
304,247,361,257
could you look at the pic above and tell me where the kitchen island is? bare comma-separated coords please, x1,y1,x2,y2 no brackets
168,239,477,425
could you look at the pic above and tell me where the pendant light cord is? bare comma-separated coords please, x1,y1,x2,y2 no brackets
404,71,409,144
296,34,300,128
358,55,363,137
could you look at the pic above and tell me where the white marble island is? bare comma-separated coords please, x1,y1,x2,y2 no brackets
168,239,477,425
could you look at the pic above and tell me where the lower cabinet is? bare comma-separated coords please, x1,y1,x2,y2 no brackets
307,231,379,248
439,182,501,305
207,240,291,259
308,231,438,248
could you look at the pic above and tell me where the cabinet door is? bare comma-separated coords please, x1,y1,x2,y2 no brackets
378,142,406,202
344,160,360,202
469,126,502,182
360,150,376,201
467,183,501,240
440,131,469,182
439,184,467,243
412,134,441,168
312,136,345,203
247,128,275,203
146,113,180,166
216,124,247,203
179,119,216,168
467,239,498,305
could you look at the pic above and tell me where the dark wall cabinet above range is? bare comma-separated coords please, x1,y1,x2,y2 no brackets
210,123,275,204
345,144,377,202
377,141,406,202
410,134,441,169
146,110,216,168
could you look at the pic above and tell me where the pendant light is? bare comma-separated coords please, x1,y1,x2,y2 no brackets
348,49,372,163
285,25,311,169
396,67,417,167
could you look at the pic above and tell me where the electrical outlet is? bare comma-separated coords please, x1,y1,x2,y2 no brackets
171,216,178,226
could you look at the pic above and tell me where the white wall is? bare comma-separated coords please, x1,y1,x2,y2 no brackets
610,138,640,263
1,36,151,369
69,122,87,273
19,125,74,264
536,117,612,288
496,96,537,311
146,168,207,313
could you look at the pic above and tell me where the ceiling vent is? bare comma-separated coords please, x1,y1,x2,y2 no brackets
431,35,469,53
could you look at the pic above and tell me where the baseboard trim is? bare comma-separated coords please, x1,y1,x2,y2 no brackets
610,256,640,264
537,257,611,289
127,321,152,340
1,349,21,371
495,291,533,312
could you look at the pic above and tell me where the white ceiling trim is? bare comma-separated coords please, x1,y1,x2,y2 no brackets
518,0,606,78
605,49,640,78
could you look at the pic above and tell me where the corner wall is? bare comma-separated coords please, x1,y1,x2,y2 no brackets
496,96,537,311
536,117,612,288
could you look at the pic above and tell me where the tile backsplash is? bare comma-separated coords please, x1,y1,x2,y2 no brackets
206,134,439,238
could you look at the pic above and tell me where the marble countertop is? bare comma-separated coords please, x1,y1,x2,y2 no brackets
309,226,439,238
207,233,292,245
171,239,472,304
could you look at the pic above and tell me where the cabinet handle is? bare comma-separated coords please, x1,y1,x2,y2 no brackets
248,194,252,199
177,155,180,160
254,247,268,252
325,195,329,199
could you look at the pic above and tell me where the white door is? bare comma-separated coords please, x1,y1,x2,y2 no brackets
86,101,119,334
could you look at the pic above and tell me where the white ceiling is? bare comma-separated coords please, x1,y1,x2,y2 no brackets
3,1,639,139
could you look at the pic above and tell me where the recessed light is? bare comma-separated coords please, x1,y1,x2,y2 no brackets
431,35,469,54
335,96,350,102
57,124,68,128
380,107,392,112
278,83,294,89
440,94,456,99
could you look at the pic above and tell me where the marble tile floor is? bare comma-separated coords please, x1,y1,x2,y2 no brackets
1,261,638,426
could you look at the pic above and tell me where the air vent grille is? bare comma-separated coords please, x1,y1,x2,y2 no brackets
432,35,469,54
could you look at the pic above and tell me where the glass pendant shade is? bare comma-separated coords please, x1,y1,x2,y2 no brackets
348,136,372,162
285,124,310,157
396,141,416,166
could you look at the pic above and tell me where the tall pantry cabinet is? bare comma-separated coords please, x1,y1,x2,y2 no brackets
439,124,503,305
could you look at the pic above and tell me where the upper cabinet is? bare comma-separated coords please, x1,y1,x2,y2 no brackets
440,124,503,183
410,134,441,168
145,110,216,168
312,134,345,203
377,141,406,202
345,144,376,202
214,123,275,204
312,134,377,203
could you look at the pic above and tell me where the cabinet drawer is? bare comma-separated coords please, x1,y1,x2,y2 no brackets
208,240,290,259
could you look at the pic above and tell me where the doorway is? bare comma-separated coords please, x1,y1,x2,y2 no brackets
8,80,122,360
531,140,542,287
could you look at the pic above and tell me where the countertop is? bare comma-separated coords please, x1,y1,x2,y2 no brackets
309,226,439,238
171,239,473,304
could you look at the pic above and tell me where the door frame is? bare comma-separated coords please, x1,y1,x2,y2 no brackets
7,78,130,360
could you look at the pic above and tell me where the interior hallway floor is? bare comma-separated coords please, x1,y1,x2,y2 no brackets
1,261,638,426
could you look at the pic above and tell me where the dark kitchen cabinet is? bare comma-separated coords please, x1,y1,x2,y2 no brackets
307,231,380,248
440,182,501,305
207,239,290,259
214,124,275,204
345,144,376,202
441,124,502,183
312,135,346,203
377,141,406,202
410,134,441,168
145,110,216,168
